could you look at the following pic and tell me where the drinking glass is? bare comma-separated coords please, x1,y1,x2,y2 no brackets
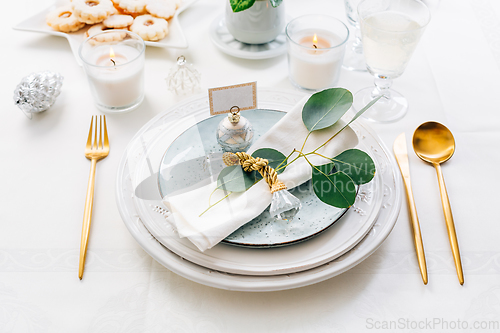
353,0,430,122
343,0,367,72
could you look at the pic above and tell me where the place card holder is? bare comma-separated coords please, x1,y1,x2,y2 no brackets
208,82,257,115
210,82,257,152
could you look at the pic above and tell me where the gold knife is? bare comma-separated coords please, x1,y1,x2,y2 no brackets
393,133,428,285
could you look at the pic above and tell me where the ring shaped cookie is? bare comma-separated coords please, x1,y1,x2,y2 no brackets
85,23,127,43
72,0,115,24
103,14,134,28
113,0,147,15
46,5,86,33
145,0,176,20
130,14,168,41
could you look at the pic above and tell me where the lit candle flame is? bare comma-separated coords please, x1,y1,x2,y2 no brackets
109,47,115,59
313,34,318,46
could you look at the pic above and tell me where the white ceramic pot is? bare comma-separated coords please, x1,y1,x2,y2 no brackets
225,0,285,44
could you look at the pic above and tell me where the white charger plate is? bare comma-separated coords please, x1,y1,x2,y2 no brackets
13,0,199,66
117,89,399,277
116,88,402,291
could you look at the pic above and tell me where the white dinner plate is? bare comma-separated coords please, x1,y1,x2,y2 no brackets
116,88,399,277
116,88,402,291
13,0,199,66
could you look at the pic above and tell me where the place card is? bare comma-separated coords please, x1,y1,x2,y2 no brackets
208,82,257,115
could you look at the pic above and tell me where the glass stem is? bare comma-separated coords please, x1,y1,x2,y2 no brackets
373,77,392,100
352,27,363,54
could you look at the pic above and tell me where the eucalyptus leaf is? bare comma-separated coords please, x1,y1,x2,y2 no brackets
331,149,375,185
230,0,256,12
348,95,383,125
252,148,287,179
269,0,283,7
217,165,256,192
312,163,356,208
302,88,353,132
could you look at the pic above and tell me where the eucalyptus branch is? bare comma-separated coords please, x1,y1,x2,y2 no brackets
200,87,380,214
199,191,232,217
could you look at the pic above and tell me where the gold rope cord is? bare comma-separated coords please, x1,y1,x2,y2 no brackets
222,152,286,193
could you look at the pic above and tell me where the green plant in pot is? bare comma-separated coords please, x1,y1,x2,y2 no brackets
230,0,283,12
225,0,285,44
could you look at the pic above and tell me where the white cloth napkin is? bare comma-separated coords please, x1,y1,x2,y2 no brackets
163,97,358,252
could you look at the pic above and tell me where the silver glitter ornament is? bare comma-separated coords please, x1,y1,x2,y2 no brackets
216,106,254,152
269,189,302,221
165,55,201,95
13,71,63,119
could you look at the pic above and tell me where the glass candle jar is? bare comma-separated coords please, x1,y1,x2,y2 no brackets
286,15,349,91
79,30,145,113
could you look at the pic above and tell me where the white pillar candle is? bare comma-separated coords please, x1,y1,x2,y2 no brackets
286,16,349,91
86,45,144,108
79,31,145,113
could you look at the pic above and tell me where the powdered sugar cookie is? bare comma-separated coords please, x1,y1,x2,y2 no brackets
72,0,115,24
113,0,147,15
46,5,86,33
145,0,176,20
85,23,127,43
103,14,134,28
130,14,168,41
173,0,181,9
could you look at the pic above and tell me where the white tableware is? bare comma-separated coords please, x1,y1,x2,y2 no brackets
116,89,402,290
158,109,354,249
145,106,383,276
209,14,287,60
13,0,199,66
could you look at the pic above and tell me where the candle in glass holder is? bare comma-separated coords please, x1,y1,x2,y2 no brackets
286,16,349,91
79,31,145,113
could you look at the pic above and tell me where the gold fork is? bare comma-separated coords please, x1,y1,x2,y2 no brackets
79,115,109,280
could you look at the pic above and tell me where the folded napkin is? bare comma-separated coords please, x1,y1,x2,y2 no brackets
163,97,358,252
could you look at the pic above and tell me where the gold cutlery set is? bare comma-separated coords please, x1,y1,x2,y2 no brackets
394,122,463,285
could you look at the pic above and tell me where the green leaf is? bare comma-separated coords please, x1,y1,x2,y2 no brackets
230,0,256,12
348,94,383,126
252,148,287,179
331,149,375,185
302,88,353,133
312,163,356,208
269,0,283,7
217,165,256,192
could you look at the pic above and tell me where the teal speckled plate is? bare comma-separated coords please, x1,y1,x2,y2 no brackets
158,109,348,248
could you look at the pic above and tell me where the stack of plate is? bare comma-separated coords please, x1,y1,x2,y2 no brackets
116,88,402,291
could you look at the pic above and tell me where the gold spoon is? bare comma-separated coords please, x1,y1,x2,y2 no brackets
412,122,464,285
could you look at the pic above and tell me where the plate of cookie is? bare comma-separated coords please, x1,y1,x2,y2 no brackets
13,0,199,65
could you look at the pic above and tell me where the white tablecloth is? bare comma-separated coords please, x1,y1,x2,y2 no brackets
2,0,500,332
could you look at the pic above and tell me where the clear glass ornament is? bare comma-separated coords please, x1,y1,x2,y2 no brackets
269,189,302,221
13,71,63,119
165,55,201,95
216,106,254,152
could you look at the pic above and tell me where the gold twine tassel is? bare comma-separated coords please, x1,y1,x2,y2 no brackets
222,152,285,193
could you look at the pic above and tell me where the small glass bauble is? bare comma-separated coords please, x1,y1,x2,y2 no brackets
165,55,201,95
216,112,254,152
270,189,302,221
